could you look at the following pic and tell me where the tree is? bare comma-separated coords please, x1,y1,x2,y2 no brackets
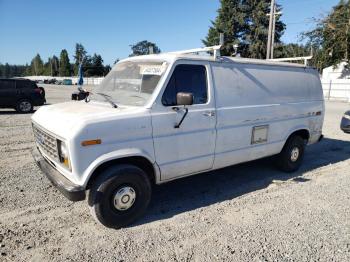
302,0,350,70
30,54,44,75
73,43,88,75
129,40,161,56
104,65,112,75
202,0,245,56
4,63,11,78
241,0,285,59
91,53,104,76
51,55,59,76
59,49,71,76
203,0,286,58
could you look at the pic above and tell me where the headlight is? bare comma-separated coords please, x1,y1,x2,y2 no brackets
343,114,350,120
57,140,70,170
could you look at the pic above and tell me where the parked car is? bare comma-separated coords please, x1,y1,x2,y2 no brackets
0,78,46,113
62,79,72,85
340,111,350,133
48,78,57,84
31,46,324,228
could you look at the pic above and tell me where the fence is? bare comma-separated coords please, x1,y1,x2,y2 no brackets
23,76,104,85
322,79,350,102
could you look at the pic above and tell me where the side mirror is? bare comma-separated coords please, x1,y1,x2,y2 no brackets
176,92,193,106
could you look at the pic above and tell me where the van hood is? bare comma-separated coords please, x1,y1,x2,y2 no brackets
31,101,144,139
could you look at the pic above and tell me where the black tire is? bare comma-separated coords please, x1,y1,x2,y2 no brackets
16,99,33,113
277,135,305,172
88,164,152,229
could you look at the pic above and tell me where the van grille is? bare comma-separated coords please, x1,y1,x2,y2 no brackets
32,124,58,160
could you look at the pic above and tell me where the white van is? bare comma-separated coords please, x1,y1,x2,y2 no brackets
31,46,324,228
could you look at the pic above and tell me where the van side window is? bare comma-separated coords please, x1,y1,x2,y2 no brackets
162,64,207,106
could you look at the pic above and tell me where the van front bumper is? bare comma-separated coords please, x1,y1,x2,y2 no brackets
31,147,85,201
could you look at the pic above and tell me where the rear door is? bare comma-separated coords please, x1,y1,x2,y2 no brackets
151,61,217,181
0,80,17,106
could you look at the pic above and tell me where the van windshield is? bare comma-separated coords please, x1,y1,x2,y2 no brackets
92,61,168,107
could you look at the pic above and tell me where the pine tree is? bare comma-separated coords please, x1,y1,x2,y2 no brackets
202,0,245,56
91,53,104,76
203,0,285,58
51,55,59,76
30,54,44,75
241,0,285,59
59,49,71,76
73,43,88,75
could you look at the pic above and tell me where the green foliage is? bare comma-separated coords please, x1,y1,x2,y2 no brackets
0,63,29,78
202,0,245,56
59,49,71,76
30,54,44,75
129,40,161,56
242,0,285,59
302,0,350,70
203,0,285,58
84,53,105,76
73,43,88,75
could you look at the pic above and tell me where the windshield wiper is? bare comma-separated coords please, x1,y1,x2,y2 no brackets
95,92,118,108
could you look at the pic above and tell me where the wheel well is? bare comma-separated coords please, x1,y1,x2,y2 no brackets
289,129,310,142
86,156,156,189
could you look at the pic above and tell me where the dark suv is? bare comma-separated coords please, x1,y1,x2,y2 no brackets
0,79,46,113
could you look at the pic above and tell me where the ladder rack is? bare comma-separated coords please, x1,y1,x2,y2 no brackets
269,56,313,66
169,45,223,60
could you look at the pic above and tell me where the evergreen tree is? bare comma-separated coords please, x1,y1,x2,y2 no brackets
73,43,88,75
91,53,104,76
203,0,285,58
129,40,161,56
4,63,11,78
59,49,71,76
241,0,285,59
104,65,112,75
202,0,246,56
30,54,44,75
51,55,59,76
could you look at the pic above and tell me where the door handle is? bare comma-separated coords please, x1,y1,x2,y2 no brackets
203,111,215,117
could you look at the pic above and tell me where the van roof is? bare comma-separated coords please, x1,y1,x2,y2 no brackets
124,52,308,69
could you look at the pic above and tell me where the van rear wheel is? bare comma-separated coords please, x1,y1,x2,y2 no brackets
277,135,305,172
88,164,152,229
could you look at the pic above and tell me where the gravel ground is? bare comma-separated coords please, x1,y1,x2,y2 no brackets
1,85,350,261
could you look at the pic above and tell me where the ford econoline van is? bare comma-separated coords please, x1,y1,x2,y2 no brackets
31,46,324,228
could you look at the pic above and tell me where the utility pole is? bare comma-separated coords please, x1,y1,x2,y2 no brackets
271,4,276,59
266,0,275,60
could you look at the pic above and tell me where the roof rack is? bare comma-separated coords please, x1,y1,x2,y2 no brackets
169,45,223,60
269,56,313,66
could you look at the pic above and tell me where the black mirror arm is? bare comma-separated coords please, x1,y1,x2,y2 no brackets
174,107,189,128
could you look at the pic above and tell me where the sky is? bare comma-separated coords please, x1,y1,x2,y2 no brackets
0,0,339,66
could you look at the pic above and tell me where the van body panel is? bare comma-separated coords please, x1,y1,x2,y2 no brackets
151,60,217,181
31,53,324,192
210,62,324,169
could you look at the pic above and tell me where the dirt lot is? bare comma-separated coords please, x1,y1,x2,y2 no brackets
1,85,350,261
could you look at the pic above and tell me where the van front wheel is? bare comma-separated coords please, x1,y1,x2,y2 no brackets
88,164,152,229
277,135,305,172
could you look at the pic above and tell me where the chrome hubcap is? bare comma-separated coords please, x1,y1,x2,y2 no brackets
113,186,136,211
290,147,300,162
19,101,31,112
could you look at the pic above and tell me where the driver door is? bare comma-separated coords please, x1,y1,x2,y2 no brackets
151,62,217,181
